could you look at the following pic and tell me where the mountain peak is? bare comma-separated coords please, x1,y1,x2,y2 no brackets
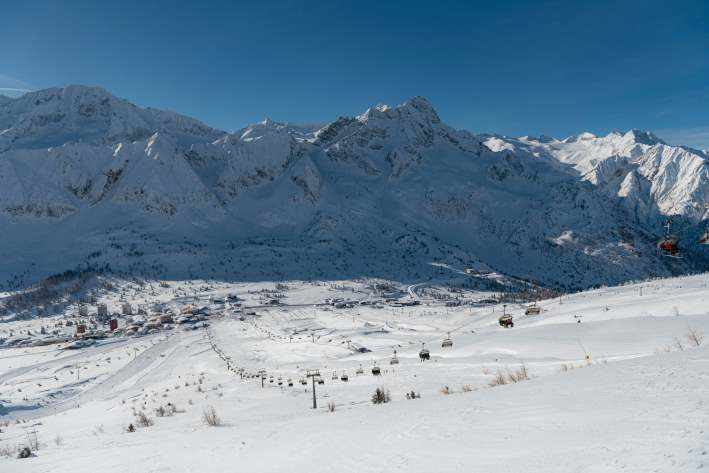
399,96,441,123
563,131,597,143
356,96,441,126
623,129,663,146
0,84,223,151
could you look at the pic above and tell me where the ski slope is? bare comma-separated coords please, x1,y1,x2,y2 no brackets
1,274,708,472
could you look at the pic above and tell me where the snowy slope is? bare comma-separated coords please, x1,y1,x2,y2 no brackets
0,86,708,289
1,274,708,472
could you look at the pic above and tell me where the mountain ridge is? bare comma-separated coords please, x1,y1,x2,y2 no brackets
0,85,707,290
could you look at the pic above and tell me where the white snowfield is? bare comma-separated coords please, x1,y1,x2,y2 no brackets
1,274,708,472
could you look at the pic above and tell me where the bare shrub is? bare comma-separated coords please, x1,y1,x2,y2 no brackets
440,385,451,395
126,423,136,433
507,365,529,383
489,371,507,387
0,444,16,458
461,384,474,392
155,406,167,417
371,387,391,404
674,337,685,351
135,411,154,427
327,401,336,412
405,390,420,399
686,327,704,347
202,406,221,426
54,435,63,447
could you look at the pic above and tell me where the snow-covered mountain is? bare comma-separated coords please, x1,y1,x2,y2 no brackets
484,130,709,223
1,86,707,289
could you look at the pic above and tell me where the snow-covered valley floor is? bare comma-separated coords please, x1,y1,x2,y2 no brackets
1,275,708,472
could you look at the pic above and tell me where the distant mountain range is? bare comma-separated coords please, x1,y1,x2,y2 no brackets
1,85,707,289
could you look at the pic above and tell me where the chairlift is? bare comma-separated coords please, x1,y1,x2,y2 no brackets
419,343,430,361
356,364,364,375
277,376,283,386
658,219,682,258
299,378,307,386
525,304,541,315
441,332,453,348
499,314,514,328
317,377,325,385
390,349,399,365
371,363,381,376
332,370,338,380
340,371,349,382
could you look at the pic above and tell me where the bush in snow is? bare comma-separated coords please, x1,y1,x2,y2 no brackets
202,406,221,426
674,337,685,351
506,365,529,383
686,327,704,347
0,444,17,458
17,446,32,459
371,387,390,404
327,401,336,412
489,371,507,387
440,385,451,395
135,411,154,427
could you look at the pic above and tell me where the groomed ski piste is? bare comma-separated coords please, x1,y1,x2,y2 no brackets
1,274,708,472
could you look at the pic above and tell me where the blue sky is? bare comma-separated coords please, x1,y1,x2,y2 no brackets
1,0,708,147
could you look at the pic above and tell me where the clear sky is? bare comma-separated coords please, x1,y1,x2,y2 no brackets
2,0,708,147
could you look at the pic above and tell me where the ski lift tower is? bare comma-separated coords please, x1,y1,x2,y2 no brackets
306,369,321,409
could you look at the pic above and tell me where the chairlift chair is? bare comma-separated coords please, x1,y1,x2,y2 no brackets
371,363,381,376
340,371,349,382
525,304,541,315
356,364,364,375
287,378,293,387
499,314,514,328
441,332,453,348
390,349,399,365
419,343,430,361
658,219,682,258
